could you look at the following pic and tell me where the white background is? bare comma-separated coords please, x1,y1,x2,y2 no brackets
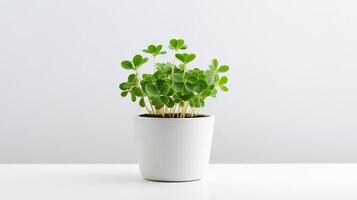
1,0,356,163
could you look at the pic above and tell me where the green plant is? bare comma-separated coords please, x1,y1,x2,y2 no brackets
119,38,229,118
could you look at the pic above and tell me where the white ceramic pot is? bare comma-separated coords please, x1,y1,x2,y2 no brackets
134,115,215,182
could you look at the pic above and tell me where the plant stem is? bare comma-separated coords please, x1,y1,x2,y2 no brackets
173,50,177,65
153,56,156,72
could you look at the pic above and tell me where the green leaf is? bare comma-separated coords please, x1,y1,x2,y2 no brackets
205,70,215,85
219,85,229,92
121,60,133,70
140,80,149,91
167,97,175,108
200,99,205,107
189,99,195,107
194,97,201,107
139,97,145,107
167,89,174,96
119,82,131,90
148,45,156,53
187,74,199,83
181,93,194,101
200,90,211,97
152,96,164,109
211,88,217,97
178,101,184,107
131,93,136,102
142,74,153,80
159,51,167,55
141,57,148,65
172,82,184,92
131,86,143,97
153,70,164,79
193,80,208,93
145,83,158,96
169,39,177,48
150,96,160,106
127,74,138,84
121,91,128,97
158,82,170,95
132,55,143,67
218,76,228,85
156,63,172,74
185,82,195,92
180,45,187,50
176,39,184,48
185,54,196,63
172,73,184,82
142,49,151,53
175,54,185,63
155,104,164,109
217,65,229,73
155,45,162,53
212,59,219,68
160,96,169,105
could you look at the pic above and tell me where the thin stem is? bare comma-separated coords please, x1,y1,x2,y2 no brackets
153,56,156,72
173,50,177,65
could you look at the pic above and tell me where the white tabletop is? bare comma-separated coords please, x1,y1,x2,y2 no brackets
1,164,356,200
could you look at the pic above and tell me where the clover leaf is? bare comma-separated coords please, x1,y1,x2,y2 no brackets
143,44,167,56
119,38,231,118
169,39,187,50
175,53,196,64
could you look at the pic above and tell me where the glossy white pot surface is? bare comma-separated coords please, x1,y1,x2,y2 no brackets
134,115,215,182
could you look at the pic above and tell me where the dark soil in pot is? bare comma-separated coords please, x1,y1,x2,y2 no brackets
139,114,210,118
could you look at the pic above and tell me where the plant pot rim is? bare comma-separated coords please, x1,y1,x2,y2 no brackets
136,114,214,120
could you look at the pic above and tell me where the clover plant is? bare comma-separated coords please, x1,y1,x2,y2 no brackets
119,39,229,118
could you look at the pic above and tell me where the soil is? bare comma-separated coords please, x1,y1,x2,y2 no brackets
139,114,210,118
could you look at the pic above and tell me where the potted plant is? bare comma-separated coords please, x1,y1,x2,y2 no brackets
119,39,229,182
